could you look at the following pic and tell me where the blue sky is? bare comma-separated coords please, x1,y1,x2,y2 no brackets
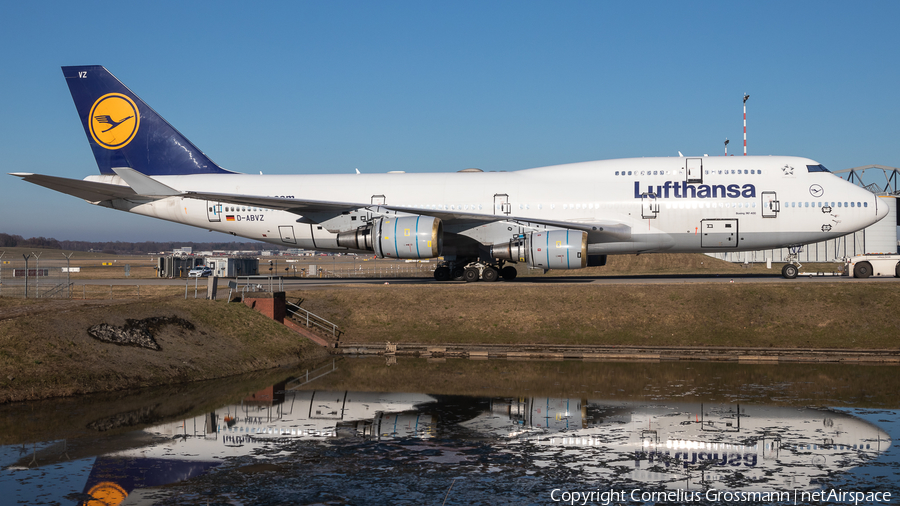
2,1,898,242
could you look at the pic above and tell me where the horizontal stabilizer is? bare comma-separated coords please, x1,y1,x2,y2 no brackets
9,172,136,202
111,167,180,196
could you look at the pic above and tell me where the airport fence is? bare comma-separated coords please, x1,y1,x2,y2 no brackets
0,255,437,299
0,256,147,299
1,258,70,299
303,262,436,279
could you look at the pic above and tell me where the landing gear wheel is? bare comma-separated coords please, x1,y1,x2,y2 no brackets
854,261,872,279
782,264,798,279
463,267,480,283
895,262,900,278
451,267,465,281
434,266,451,282
482,266,499,282
500,266,518,280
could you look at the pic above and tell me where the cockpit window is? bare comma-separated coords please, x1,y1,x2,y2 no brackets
807,164,830,172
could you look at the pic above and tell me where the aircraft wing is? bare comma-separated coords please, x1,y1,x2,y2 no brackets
386,204,632,236
10,172,137,202
180,190,370,214
180,191,633,238
12,171,632,240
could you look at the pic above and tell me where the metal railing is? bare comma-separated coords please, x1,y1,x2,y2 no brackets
238,275,284,292
283,359,338,390
224,276,286,301
286,300,342,338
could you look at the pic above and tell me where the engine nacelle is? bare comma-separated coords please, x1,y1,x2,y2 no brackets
336,215,442,259
492,229,587,269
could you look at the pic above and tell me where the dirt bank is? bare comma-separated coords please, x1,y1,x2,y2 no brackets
3,270,899,403
0,297,328,403
290,282,900,349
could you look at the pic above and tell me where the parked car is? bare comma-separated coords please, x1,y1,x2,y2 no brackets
188,266,213,278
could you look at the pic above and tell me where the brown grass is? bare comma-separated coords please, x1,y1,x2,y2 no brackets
0,296,328,403
287,282,900,349
519,253,843,277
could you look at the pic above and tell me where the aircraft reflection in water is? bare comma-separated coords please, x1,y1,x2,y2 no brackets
462,398,892,492
69,388,437,505
3,387,891,505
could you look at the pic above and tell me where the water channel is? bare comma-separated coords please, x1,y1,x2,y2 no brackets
2,358,899,505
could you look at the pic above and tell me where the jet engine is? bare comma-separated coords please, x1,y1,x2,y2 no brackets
491,229,587,269
337,215,442,259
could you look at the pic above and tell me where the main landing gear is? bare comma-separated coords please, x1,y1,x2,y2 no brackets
433,259,518,282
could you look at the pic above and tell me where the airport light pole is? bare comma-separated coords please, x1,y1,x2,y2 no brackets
22,253,30,298
743,94,750,156
63,252,74,298
32,252,42,298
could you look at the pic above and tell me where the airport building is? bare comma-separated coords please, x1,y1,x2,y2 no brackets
708,166,899,264
156,255,259,278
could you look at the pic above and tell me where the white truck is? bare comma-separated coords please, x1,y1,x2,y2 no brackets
844,254,900,278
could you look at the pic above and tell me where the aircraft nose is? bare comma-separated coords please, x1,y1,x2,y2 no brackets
875,196,889,221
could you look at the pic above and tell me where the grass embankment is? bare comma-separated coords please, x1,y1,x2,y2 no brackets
0,297,328,403
522,252,842,277
0,364,315,445
290,282,900,349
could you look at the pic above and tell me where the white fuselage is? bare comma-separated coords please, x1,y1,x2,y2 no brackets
94,156,886,256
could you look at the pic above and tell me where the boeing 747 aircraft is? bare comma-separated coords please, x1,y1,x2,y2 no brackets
12,66,889,280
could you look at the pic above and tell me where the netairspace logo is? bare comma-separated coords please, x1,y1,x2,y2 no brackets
549,487,893,505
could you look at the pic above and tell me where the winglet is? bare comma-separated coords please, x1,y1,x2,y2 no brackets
111,167,181,196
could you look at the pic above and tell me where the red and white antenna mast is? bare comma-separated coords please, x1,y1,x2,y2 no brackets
743,94,750,155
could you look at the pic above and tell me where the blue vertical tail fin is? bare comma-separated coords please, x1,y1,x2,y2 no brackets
62,65,232,176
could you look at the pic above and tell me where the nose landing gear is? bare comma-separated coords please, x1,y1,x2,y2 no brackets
781,246,802,279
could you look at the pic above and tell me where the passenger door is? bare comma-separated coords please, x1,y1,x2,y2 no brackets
761,192,779,218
